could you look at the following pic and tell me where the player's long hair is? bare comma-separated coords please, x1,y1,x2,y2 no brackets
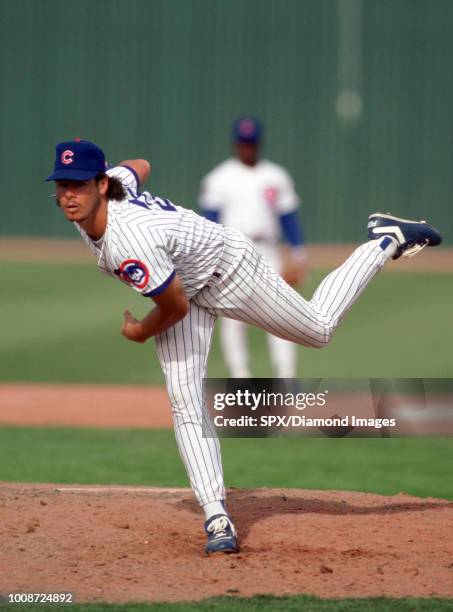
95,174,126,202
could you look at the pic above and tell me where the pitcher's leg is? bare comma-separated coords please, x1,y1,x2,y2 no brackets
310,238,396,328
271,238,397,346
200,237,396,348
220,317,251,377
154,303,225,507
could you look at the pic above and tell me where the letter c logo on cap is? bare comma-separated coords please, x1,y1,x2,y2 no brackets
61,150,74,165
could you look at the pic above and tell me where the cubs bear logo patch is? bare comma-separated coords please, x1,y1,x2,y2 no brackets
117,259,150,289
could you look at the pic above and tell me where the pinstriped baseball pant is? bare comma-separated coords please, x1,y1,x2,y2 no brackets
154,233,393,506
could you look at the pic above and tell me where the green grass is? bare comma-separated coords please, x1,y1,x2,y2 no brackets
1,595,453,611
0,426,452,500
0,263,452,382
2,262,452,610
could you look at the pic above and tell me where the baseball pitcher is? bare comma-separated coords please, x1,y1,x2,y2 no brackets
47,139,442,555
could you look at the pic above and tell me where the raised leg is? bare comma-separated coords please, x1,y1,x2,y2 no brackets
196,238,396,348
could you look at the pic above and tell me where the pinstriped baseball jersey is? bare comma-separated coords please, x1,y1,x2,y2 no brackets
75,166,228,299
73,163,397,508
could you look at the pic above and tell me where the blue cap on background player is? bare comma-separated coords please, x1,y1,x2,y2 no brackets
46,139,106,181
232,117,262,144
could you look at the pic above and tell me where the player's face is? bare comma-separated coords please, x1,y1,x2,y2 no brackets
55,179,106,223
235,142,259,166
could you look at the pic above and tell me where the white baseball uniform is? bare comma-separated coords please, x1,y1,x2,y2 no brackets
200,158,301,378
74,165,396,508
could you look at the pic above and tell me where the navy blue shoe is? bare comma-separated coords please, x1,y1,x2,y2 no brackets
204,514,239,554
368,212,442,260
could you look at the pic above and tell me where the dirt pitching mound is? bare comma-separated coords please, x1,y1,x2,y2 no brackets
1,484,452,603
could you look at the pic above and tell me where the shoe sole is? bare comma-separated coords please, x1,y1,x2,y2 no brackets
206,547,239,554
369,212,426,224
206,540,239,554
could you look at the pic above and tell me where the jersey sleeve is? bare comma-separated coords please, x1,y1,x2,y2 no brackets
275,168,300,214
198,171,224,212
115,221,175,297
107,165,139,194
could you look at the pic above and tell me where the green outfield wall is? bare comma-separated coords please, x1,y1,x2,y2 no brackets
0,0,452,242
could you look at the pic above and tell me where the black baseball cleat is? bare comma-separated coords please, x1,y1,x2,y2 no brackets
204,514,239,554
367,212,442,260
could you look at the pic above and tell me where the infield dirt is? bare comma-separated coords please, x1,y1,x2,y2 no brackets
1,483,453,603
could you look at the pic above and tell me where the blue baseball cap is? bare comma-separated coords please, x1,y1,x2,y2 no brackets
46,139,106,181
232,116,262,144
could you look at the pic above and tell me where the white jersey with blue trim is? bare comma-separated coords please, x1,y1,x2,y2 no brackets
75,165,227,299
200,158,300,242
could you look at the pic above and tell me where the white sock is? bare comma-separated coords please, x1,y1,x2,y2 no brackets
203,500,226,520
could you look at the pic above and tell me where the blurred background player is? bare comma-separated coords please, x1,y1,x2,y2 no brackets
199,117,306,378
